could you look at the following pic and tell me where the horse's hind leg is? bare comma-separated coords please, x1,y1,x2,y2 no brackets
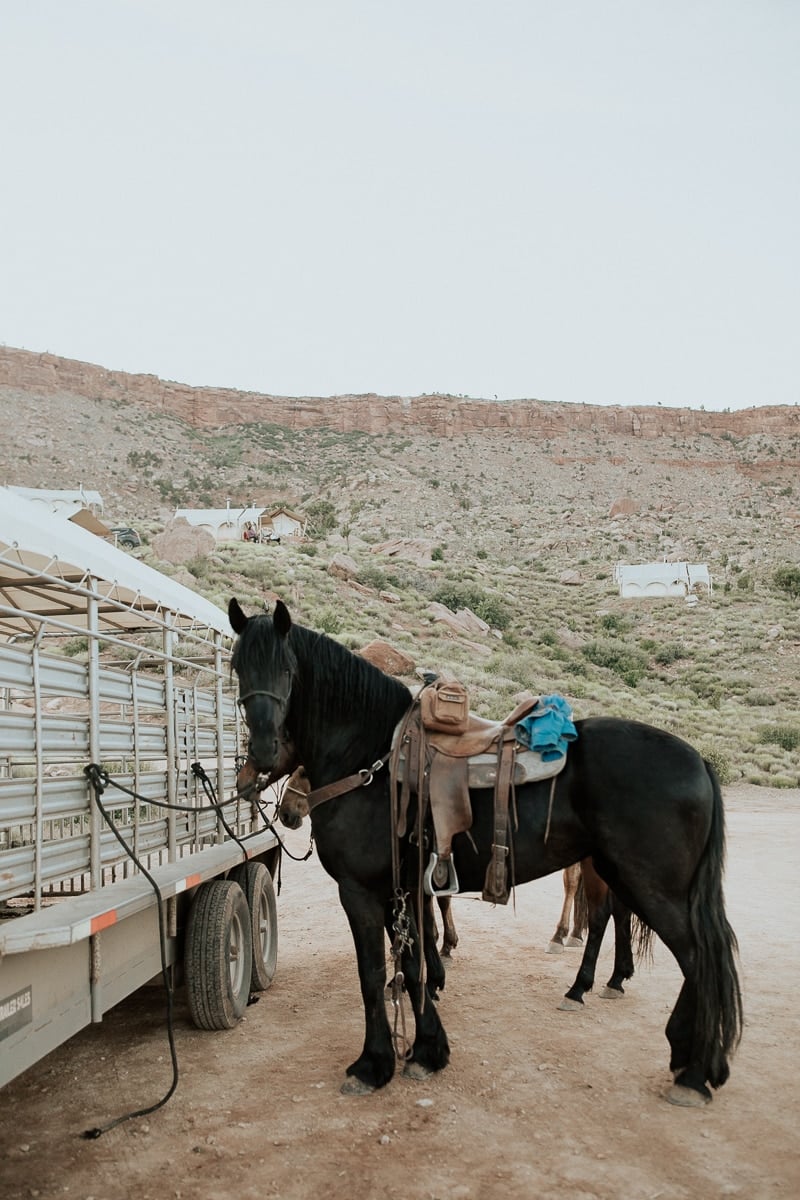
419,895,447,995
606,886,740,1105
437,895,458,957
548,863,582,953
599,898,634,998
558,887,612,1010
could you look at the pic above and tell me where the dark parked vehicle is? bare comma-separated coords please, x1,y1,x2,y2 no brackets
111,526,141,549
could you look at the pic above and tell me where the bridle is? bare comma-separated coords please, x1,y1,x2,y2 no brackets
236,688,291,714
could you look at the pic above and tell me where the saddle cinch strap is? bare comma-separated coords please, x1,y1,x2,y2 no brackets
391,691,567,905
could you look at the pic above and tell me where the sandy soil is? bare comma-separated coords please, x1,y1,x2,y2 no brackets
1,784,798,1200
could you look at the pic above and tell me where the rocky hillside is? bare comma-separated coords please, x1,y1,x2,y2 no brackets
1,346,799,786
2,346,799,548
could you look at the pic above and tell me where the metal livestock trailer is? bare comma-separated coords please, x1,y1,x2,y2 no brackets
0,490,280,1090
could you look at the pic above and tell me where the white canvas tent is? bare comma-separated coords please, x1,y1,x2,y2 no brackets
267,507,307,539
174,506,264,541
615,561,712,599
0,487,231,640
5,485,105,515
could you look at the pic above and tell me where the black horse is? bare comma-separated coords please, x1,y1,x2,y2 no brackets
228,598,742,1106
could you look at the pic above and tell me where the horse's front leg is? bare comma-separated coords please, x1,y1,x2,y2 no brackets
338,879,395,1093
395,899,451,1079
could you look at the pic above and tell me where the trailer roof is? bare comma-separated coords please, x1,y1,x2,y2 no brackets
0,487,232,641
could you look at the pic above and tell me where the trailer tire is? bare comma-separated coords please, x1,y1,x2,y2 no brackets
228,861,278,993
185,879,252,1030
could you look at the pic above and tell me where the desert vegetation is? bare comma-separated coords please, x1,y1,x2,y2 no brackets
4,384,799,787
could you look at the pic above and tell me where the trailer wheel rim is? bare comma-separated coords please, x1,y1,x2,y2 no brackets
228,861,278,991
229,906,248,996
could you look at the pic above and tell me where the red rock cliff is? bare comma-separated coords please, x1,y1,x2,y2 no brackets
1,345,796,439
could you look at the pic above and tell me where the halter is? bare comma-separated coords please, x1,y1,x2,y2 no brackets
237,688,291,715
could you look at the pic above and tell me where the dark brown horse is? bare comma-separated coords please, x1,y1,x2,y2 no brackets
229,598,741,1106
549,860,645,1009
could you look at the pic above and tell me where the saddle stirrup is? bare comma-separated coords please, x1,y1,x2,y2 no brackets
423,851,459,897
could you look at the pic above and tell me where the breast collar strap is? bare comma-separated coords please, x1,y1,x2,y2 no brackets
305,755,390,813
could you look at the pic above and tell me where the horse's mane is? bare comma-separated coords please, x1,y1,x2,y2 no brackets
289,621,411,725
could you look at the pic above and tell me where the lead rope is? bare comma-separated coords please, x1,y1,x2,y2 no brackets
388,706,418,1061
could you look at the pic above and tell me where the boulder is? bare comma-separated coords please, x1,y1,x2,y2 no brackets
151,518,214,564
455,607,490,635
328,553,359,581
358,640,416,676
427,602,494,637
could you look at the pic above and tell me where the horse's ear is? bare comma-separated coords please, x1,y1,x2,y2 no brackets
228,598,248,635
273,599,292,638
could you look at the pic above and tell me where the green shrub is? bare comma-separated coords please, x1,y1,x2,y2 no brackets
186,555,210,579
654,642,688,665
702,748,734,786
431,584,510,630
62,637,89,658
305,500,337,536
358,565,388,591
582,640,649,687
773,565,800,599
599,614,631,634
316,608,343,635
756,725,800,751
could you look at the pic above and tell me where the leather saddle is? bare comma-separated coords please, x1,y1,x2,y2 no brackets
390,689,566,905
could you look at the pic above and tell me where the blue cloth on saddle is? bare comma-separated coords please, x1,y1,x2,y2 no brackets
515,693,578,761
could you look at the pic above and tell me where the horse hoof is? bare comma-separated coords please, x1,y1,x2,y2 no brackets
340,1076,376,1096
557,997,584,1012
403,1061,433,1081
599,986,625,1000
565,936,584,948
547,941,564,955
666,1084,711,1108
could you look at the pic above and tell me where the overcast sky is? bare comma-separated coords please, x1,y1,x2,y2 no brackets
2,2,798,411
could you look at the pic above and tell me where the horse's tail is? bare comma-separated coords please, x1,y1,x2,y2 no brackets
632,915,655,963
572,873,588,935
690,759,743,1088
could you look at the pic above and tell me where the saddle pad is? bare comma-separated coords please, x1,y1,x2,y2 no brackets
393,745,566,790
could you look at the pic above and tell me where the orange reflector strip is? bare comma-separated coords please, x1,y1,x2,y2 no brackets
91,910,118,934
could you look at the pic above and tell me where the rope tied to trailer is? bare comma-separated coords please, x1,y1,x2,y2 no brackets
82,763,180,1138
79,762,313,1135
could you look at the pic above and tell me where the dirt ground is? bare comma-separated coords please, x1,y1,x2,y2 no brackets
1,783,798,1200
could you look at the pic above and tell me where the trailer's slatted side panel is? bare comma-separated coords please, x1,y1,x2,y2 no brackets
0,631,249,909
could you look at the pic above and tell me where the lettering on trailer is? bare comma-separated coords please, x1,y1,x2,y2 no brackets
0,986,33,1041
